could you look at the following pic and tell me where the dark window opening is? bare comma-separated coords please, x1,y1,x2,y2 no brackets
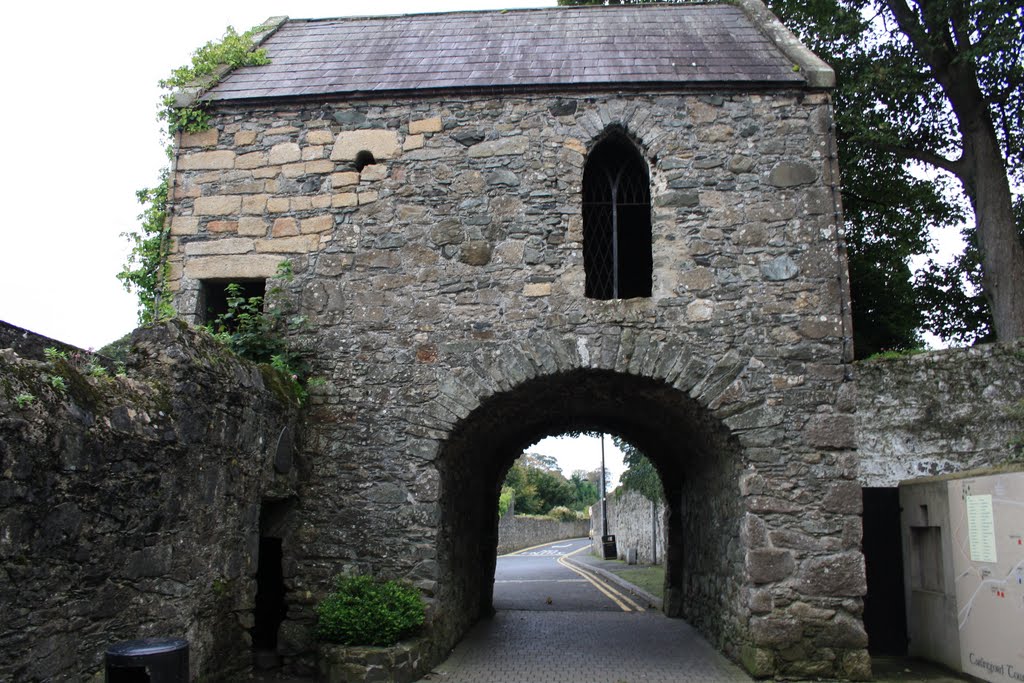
583,132,652,300
199,279,266,328
354,150,376,171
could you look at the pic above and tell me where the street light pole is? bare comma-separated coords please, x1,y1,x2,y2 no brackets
601,434,608,539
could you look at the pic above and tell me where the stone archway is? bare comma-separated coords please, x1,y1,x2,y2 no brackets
396,330,868,680
434,366,746,652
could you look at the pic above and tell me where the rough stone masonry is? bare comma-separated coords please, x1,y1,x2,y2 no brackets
162,4,868,679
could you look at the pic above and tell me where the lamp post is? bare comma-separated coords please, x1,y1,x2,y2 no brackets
601,434,608,539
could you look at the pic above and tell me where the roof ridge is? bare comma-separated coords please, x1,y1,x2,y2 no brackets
281,3,723,24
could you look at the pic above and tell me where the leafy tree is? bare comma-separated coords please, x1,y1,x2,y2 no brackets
767,0,1024,343
561,0,1024,348
502,456,581,515
612,436,664,502
916,197,1023,344
502,463,542,514
521,452,562,472
498,485,516,517
569,470,600,509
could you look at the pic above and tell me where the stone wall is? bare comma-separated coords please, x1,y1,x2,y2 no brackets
0,321,87,364
591,490,666,565
856,341,1024,487
496,514,589,555
0,322,298,681
168,89,864,679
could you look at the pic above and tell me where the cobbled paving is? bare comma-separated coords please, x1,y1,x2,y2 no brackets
419,610,752,683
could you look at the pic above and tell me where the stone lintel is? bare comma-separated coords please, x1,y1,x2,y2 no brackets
184,254,284,281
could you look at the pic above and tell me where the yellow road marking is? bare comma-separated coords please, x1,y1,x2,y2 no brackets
557,545,645,612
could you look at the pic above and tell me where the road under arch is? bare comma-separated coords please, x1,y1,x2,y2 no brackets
434,368,747,660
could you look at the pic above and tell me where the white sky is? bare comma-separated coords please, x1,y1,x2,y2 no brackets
525,433,626,489
0,1,553,351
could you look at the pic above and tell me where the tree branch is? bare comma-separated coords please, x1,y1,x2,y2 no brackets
886,0,954,77
861,136,965,177
889,144,964,177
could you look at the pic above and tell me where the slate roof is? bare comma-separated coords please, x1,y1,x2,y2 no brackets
205,5,807,102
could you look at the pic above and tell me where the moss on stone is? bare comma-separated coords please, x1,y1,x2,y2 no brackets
258,364,301,408
739,644,776,677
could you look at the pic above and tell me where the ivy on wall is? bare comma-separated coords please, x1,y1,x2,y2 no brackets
118,25,272,324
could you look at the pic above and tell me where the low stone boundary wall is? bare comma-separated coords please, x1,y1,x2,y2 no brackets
318,638,433,683
496,514,589,555
590,490,666,564
856,340,1024,486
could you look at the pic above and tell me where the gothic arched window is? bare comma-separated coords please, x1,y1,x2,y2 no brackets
582,133,652,300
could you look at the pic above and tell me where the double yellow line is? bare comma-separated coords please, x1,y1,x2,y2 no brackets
557,546,645,612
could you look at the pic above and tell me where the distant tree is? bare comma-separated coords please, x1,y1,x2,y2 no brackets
583,466,615,495
569,470,600,509
613,436,663,502
503,464,541,514
529,466,576,511
521,452,562,473
501,458,576,515
498,485,516,517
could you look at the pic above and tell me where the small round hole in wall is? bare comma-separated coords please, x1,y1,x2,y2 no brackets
355,150,376,171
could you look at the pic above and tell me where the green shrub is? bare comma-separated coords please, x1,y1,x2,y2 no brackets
548,506,581,522
315,574,425,646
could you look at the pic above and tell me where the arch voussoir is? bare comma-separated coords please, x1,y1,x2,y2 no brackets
435,374,483,422
544,333,582,373
667,352,714,396
627,330,656,376
449,363,501,406
613,329,638,374
649,340,688,383
496,345,536,387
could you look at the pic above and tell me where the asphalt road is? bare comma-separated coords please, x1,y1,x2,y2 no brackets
493,537,647,612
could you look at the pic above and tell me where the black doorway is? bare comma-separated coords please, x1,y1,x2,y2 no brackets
862,487,908,654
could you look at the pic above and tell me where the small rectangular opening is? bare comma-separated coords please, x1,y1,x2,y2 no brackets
199,279,266,327
910,526,943,592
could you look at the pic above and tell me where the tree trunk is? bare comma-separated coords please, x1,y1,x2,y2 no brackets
886,0,1024,340
961,129,1024,340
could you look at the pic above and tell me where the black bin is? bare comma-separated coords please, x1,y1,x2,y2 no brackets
105,638,189,683
602,534,618,560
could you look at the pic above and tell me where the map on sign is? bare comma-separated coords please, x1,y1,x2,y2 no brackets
948,472,1024,683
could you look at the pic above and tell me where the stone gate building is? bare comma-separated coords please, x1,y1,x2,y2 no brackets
166,3,864,679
